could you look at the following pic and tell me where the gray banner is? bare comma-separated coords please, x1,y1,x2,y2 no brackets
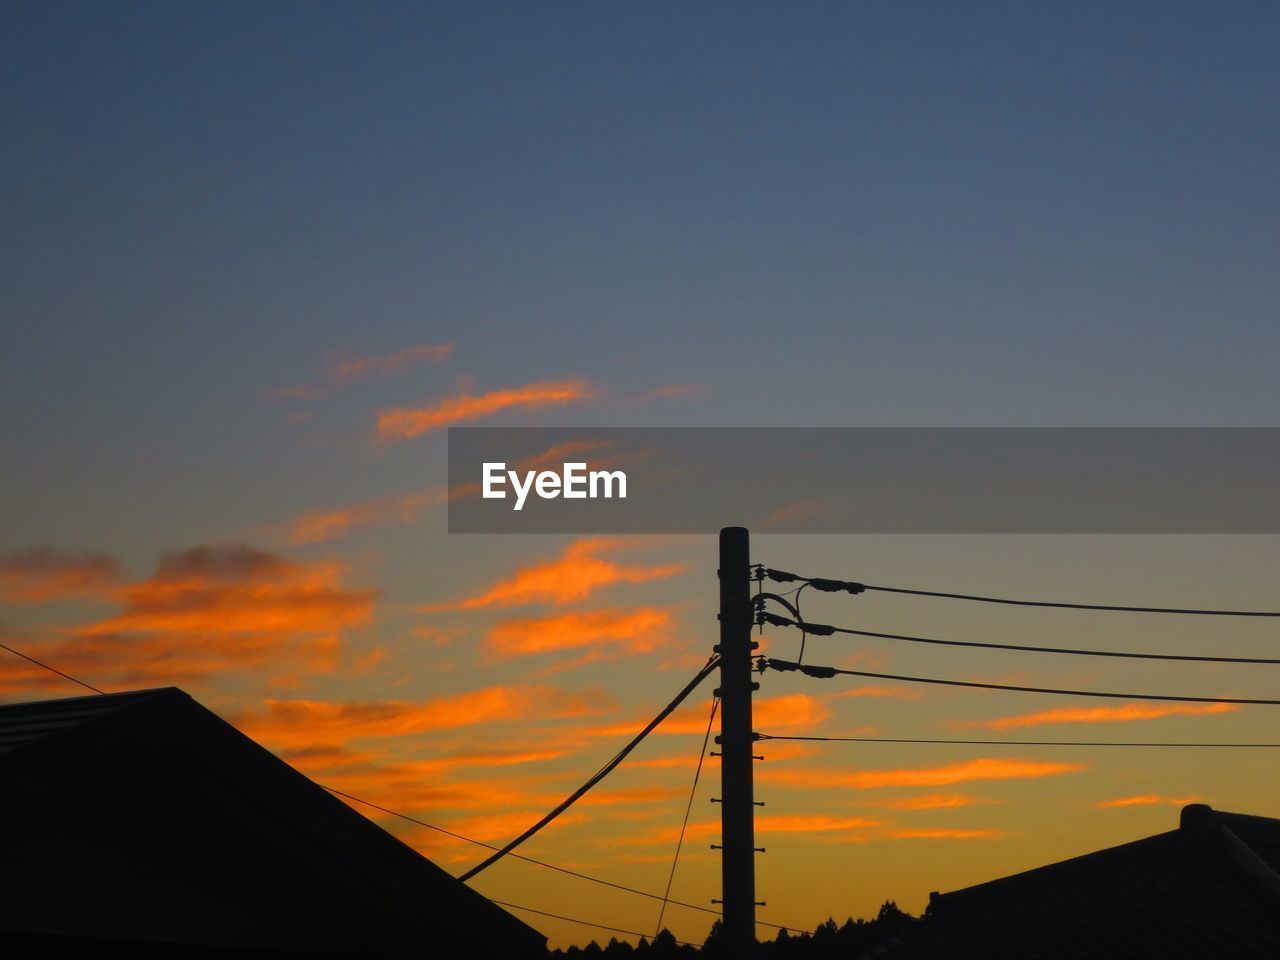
447,428,1280,533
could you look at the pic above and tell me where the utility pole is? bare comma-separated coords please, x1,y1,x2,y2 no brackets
716,526,757,956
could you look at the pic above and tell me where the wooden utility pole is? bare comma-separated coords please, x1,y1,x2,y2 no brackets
717,526,757,956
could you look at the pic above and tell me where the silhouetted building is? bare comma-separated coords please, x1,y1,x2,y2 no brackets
865,803,1280,959
0,688,546,957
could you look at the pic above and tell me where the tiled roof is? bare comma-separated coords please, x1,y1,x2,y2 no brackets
865,804,1280,960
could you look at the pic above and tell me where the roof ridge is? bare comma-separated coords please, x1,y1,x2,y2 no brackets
0,687,182,712
1212,820,1280,910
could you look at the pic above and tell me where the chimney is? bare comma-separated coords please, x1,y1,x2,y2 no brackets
1180,802,1214,835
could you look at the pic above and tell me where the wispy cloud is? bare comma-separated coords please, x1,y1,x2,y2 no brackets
235,684,613,750
762,499,846,530
0,545,377,693
1095,793,1200,809
270,343,453,402
586,693,830,740
968,702,1239,731
288,487,448,545
486,607,674,660
375,377,596,443
611,815,882,848
759,757,1083,790
834,685,921,701
638,384,708,403
877,793,982,810
889,828,1006,840
399,810,591,859
427,538,682,611
282,742,568,779
333,344,454,385
0,549,121,603
283,440,617,546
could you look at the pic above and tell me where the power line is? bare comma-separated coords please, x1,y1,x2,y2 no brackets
459,657,721,882
762,657,1280,705
326,783,800,933
0,641,104,694
489,900,701,947
758,734,1280,748
323,787,728,919
756,609,1280,665
763,569,1280,617
0,639,804,932
656,694,719,938
329,785,709,907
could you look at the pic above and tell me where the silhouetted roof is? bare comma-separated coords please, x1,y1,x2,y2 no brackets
0,688,546,957
0,688,155,754
865,803,1280,960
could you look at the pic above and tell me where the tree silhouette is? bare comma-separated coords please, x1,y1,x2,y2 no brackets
547,901,913,958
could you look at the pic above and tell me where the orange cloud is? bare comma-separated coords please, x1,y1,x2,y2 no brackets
517,439,613,472
626,754,703,770
486,607,674,659
331,767,578,824
283,443,620,548
755,693,832,731
399,810,592,860
835,685,921,701
890,828,1006,840
431,538,683,611
375,378,596,442
0,549,121,603
763,499,845,530
878,793,980,811
0,546,376,693
444,440,622,506
270,343,453,402
970,701,1239,731
587,692,829,741
759,757,1082,790
613,815,882,847
1095,793,1201,809
332,344,453,385
288,487,448,544
579,785,685,807
282,741,568,780
87,546,372,641
639,384,708,402
235,684,613,750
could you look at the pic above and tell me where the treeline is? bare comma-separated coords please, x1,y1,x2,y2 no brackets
550,901,913,959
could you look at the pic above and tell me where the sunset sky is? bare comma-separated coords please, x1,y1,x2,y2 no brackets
3,3,1279,949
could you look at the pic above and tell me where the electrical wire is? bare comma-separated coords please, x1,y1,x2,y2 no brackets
763,569,1280,617
792,583,812,664
489,899,701,947
655,695,719,938
756,610,1280,665
459,657,721,882
757,734,1280,748
0,643,805,932
325,784,800,932
0,641,104,694
762,657,1280,704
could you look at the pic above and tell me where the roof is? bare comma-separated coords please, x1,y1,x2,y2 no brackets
0,688,158,755
0,688,546,957
865,803,1280,960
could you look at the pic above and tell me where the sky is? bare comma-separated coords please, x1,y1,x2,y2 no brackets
2,1,1279,949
